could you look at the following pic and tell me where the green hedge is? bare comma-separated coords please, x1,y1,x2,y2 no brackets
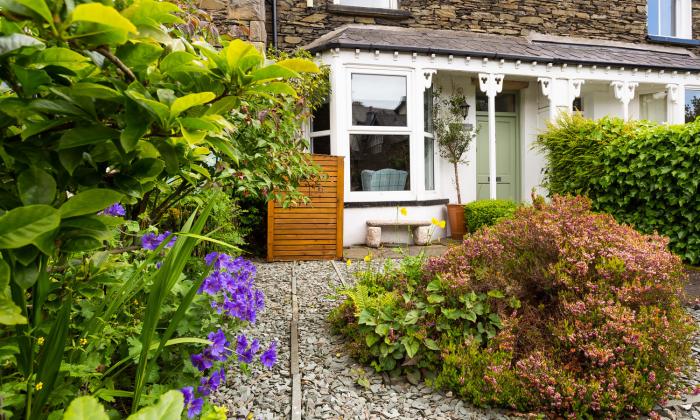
536,114,700,264
464,199,518,233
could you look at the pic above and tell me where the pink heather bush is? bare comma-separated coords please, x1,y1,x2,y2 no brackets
428,195,694,418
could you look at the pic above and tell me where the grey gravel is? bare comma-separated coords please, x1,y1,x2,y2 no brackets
213,259,700,420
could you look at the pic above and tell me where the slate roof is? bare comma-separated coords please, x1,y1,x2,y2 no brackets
305,25,700,71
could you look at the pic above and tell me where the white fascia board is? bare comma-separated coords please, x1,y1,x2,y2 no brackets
319,48,700,86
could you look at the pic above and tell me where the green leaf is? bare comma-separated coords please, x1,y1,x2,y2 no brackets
487,290,505,299
34,47,90,71
121,0,183,28
375,323,390,336
71,3,137,33
403,310,420,325
0,205,60,249
365,334,380,347
0,0,52,24
205,96,239,116
170,92,215,119
276,58,319,73
0,33,44,56
0,296,27,325
126,390,183,420
464,311,477,322
423,338,440,351
224,39,255,71
18,167,56,205
12,65,51,95
58,126,119,149
427,294,444,304
426,279,441,292
63,396,109,420
358,309,376,326
0,258,8,288
126,90,169,126
250,64,299,83
59,189,123,218
441,308,464,320
401,337,419,359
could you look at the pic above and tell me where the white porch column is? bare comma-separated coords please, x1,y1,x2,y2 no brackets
478,73,504,199
666,83,685,124
611,81,638,121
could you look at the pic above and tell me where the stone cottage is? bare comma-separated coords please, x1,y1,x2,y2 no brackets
206,0,700,245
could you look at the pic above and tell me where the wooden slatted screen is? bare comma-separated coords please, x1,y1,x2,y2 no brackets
267,154,344,261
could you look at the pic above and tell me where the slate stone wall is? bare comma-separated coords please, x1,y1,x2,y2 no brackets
269,0,650,50
199,0,267,51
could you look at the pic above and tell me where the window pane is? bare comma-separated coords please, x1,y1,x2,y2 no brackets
476,93,516,113
311,101,330,132
352,74,407,126
424,137,435,191
338,0,393,8
640,93,667,123
424,87,434,133
573,97,583,112
648,0,660,35
311,136,331,155
685,90,700,123
659,0,676,36
350,134,410,191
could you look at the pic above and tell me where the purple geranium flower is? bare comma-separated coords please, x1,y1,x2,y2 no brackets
99,203,126,217
190,353,212,371
140,231,177,251
180,386,194,405
260,341,277,369
187,397,203,419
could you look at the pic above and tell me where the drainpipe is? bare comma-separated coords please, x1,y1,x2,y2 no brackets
271,0,278,50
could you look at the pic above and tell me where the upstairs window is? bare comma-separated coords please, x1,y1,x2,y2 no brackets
648,0,676,36
648,0,691,38
334,0,397,9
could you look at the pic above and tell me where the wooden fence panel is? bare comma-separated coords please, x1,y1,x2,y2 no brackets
267,155,344,262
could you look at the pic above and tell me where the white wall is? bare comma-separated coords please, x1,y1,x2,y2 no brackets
520,81,546,202
344,205,448,246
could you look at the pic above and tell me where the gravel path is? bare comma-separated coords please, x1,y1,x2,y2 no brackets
214,259,700,420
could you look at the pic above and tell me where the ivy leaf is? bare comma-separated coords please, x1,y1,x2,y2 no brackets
0,205,60,249
59,189,123,218
17,167,56,205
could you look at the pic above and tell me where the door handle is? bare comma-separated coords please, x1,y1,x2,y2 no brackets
487,177,503,182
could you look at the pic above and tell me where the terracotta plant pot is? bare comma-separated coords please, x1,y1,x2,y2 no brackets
446,204,466,240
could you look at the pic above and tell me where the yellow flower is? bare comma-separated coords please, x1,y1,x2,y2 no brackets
79,338,88,346
133,299,139,305
35,382,43,391
439,220,446,229
431,217,439,226
399,207,407,216
37,337,44,346
346,259,352,267
364,254,372,263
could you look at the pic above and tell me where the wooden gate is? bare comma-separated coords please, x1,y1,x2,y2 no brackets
267,155,344,261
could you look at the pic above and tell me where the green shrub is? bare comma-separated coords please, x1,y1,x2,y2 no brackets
536,114,700,264
464,199,518,233
331,195,694,418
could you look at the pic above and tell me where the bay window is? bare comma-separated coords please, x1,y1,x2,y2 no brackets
310,99,331,154
424,87,435,191
349,73,411,192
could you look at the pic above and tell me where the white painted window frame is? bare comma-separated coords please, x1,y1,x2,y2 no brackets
333,0,398,9
648,0,692,39
684,85,700,122
342,65,434,203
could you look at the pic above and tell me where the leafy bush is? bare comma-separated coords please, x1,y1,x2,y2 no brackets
0,0,319,417
463,199,518,233
536,114,700,264
332,195,694,418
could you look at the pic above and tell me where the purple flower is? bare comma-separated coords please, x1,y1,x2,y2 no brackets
140,231,176,251
197,376,211,396
236,335,260,364
190,353,212,371
180,386,194,405
99,203,126,217
260,341,277,369
187,397,203,419
206,329,231,361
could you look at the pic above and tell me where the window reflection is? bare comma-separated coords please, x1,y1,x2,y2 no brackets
350,134,410,191
351,74,407,126
685,89,700,123
338,0,393,8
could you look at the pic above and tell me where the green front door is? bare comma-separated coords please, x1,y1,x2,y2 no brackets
476,114,519,201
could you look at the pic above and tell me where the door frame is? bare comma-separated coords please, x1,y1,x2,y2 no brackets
475,97,521,202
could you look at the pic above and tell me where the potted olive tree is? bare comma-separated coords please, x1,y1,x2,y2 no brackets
432,88,476,239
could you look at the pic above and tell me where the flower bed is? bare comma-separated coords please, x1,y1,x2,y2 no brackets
330,195,695,418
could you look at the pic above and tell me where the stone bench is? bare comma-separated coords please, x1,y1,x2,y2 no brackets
366,220,432,248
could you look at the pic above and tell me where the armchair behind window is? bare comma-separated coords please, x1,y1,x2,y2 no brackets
361,169,408,191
